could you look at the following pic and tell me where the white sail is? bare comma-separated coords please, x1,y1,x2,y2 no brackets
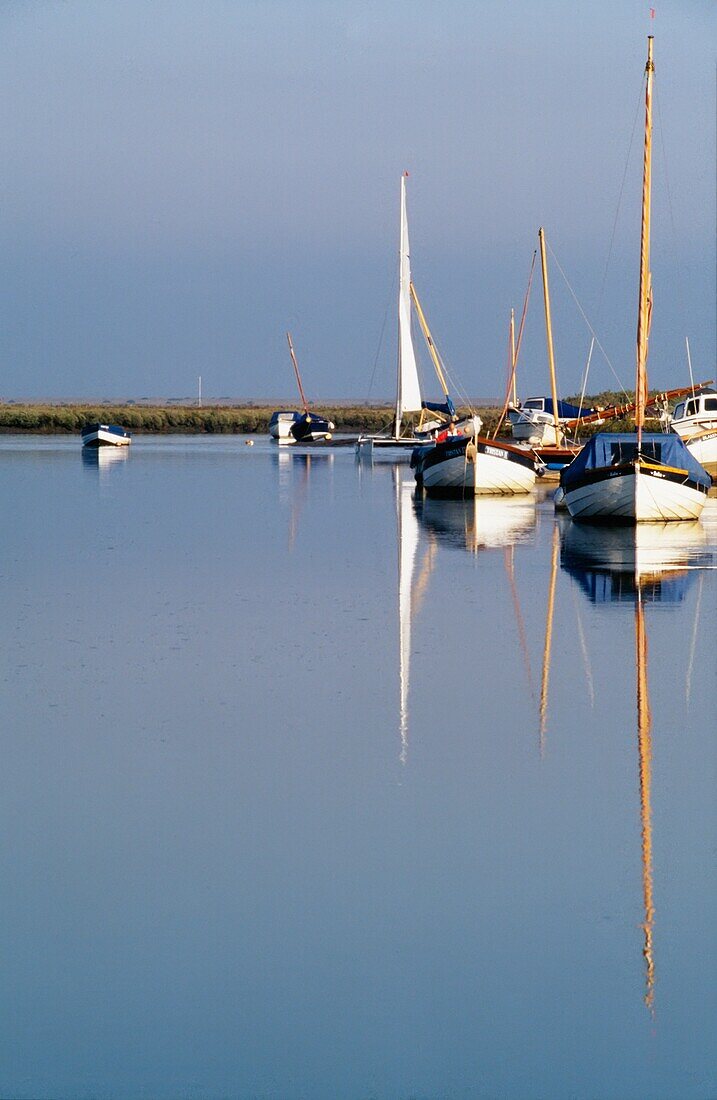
396,174,423,431
397,474,419,762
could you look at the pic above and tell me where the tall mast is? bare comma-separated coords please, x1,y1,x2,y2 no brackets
538,228,562,445
510,308,517,406
286,332,310,415
409,282,451,401
636,36,655,450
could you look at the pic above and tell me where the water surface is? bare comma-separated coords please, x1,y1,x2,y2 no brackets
1,435,715,1099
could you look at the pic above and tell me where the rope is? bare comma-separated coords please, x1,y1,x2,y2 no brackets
546,241,629,398
364,265,396,405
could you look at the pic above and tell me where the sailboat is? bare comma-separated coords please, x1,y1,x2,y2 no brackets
560,36,711,522
508,228,599,461
356,174,459,457
269,333,335,444
506,230,705,474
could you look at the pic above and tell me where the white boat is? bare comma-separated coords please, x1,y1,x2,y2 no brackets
670,387,717,475
356,174,461,457
269,333,335,445
412,421,537,496
561,36,710,524
80,423,131,447
508,397,599,446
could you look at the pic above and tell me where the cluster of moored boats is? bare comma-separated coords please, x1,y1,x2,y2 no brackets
84,37,715,527
271,36,714,525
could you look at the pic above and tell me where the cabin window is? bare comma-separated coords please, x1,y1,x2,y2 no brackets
704,398,717,412
524,399,543,410
673,402,685,419
610,441,662,465
686,399,698,416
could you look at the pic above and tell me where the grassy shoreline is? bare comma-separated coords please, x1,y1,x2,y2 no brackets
0,401,642,436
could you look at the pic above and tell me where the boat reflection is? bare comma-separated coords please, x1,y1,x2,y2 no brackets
81,445,130,479
560,520,712,604
559,519,714,1016
415,493,537,552
274,450,335,547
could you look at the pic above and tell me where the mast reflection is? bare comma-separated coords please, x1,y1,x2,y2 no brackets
560,518,712,1015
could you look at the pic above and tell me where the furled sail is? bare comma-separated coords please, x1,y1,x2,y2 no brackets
395,174,423,431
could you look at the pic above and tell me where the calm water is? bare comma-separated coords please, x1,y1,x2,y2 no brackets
1,435,715,1100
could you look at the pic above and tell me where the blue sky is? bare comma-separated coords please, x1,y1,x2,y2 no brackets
0,0,714,400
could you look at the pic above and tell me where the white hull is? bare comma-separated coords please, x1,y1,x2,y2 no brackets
82,429,131,447
682,432,717,473
421,449,536,496
564,466,706,523
509,417,561,446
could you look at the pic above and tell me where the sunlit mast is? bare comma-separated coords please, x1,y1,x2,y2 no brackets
635,36,655,452
538,227,563,447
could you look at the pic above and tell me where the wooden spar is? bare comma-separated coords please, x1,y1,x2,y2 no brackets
286,332,310,416
538,523,559,755
636,36,655,450
409,282,451,400
510,309,517,406
560,380,713,433
492,250,537,439
538,228,562,445
635,589,655,1015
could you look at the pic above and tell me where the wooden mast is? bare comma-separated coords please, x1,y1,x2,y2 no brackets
538,227,563,446
286,332,310,416
510,308,517,407
636,36,655,451
409,282,452,403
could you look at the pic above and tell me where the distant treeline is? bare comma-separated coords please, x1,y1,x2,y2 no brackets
0,398,647,436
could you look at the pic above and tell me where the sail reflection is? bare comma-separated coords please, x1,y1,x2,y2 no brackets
560,519,714,1016
395,470,435,764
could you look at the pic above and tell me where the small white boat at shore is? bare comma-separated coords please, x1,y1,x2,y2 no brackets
670,388,717,476
80,423,131,447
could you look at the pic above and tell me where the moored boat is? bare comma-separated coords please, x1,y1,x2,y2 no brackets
269,333,335,445
357,174,462,457
412,420,537,497
80,423,131,447
560,431,710,523
562,36,710,524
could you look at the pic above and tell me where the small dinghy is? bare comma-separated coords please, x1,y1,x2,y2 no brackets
269,333,334,445
80,423,131,448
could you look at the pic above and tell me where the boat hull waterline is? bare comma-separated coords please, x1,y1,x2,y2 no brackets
563,461,707,524
413,436,536,497
81,424,131,447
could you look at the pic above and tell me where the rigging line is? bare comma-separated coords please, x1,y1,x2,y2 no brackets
546,240,629,398
595,73,647,322
655,84,692,375
571,336,596,444
493,250,537,439
365,265,397,405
